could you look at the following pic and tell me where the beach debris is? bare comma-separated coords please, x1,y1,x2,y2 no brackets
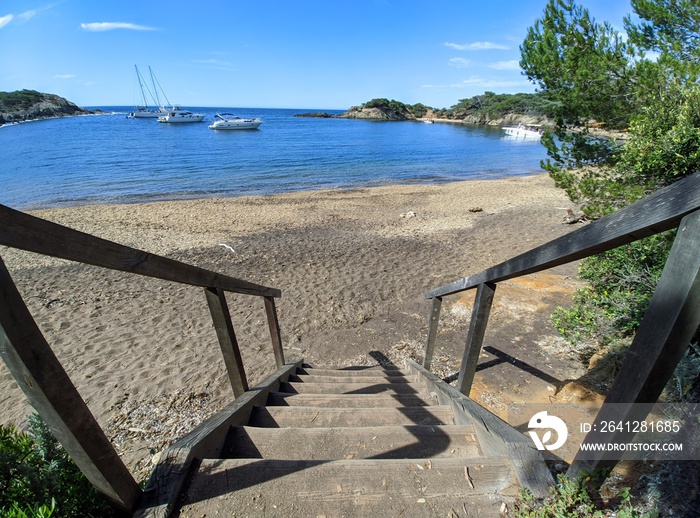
400,211,417,219
464,466,475,489
218,243,236,253
468,207,483,213
106,389,218,479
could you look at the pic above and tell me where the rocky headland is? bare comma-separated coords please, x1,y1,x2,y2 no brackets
0,90,97,125
295,96,552,127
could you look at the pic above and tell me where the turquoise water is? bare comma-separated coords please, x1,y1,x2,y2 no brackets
1,107,546,210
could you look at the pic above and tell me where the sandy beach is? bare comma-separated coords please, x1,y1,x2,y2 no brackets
0,173,590,477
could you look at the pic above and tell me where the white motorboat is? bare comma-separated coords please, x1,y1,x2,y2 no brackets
208,113,263,130
502,123,543,139
157,106,205,123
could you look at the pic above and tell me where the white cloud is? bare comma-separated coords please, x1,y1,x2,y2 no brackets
80,22,158,32
53,74,76,79
188,58,238,72
0,14,14,28
448,57,471,69
18,9,38,22
444,41,509,51
488,60,521,71
1,5,53,27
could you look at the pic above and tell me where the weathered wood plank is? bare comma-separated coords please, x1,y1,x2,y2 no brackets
0,255,141,512
134,359,302,518
0,204,280,298
405,359,553,499
264,296,285,368
422,296,442,370
179,457,515,516
568,210,700,480
456,282,496,396
426,173,700,298
204,287,248,397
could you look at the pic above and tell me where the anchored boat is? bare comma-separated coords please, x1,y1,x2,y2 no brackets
208,113,263,130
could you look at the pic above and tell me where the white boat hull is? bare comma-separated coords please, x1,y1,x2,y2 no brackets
209,120,262,130
128,110,163,119
502,126,542,139
208,114,262,130
157,112,205,123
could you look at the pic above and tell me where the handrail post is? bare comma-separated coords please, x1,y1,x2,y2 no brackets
456,282,497,396
568,209,700,482
0,256,141,512
423,296,442,370
264,296,285,368
205,287,248,397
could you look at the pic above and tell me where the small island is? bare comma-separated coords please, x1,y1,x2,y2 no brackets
0,90,96,126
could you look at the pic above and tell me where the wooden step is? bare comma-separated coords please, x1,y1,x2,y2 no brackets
226,424,480,460
280,381,426,395
290,373,417,384
177,457,517,517
267,392,439,408
248,406,454,428
298,367,412,378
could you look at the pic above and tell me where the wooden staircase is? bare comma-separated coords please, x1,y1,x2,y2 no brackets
161,361,552,517
4,176,700,516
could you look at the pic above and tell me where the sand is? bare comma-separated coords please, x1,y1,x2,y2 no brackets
0,173,589,478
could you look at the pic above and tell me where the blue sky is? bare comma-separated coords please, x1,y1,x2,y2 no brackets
1,1,635,109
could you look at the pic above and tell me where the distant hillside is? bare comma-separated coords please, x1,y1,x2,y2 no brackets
0,90,94,125
324,93,556,125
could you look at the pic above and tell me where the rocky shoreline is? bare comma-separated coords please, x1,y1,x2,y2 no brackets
0,90,98,126
295,104,551,127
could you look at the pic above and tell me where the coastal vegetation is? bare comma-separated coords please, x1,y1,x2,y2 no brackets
352,93,555,122
0,415,114,517
297,92,555,124
521,0,700,364
432,91,556,121
521,0,700,514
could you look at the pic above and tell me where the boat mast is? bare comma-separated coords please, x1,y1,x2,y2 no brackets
135,65,160,108
134,65,149,108
149,66,171,108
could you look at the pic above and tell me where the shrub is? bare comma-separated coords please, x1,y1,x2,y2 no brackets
515,474,656,517
0,415,114,518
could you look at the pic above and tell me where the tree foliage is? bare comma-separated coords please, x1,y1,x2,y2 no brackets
521,0,700,352
446,91,556,120
521,0,639,130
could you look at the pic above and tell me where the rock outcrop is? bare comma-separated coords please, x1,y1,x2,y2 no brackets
337,104,415,121
294,112,336,118
0,90,95,125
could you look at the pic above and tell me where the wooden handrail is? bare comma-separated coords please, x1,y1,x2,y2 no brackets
422,172,700,488
426,172,700,299
0,204,280,298
0,203,286,512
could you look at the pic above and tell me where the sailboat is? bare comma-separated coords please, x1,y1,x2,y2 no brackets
127,66,169,119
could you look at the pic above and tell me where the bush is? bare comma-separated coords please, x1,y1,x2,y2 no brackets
0,415,114,518
552,233,674,347
515,473,656,517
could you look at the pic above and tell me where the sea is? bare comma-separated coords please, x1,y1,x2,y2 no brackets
1,107,547,210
